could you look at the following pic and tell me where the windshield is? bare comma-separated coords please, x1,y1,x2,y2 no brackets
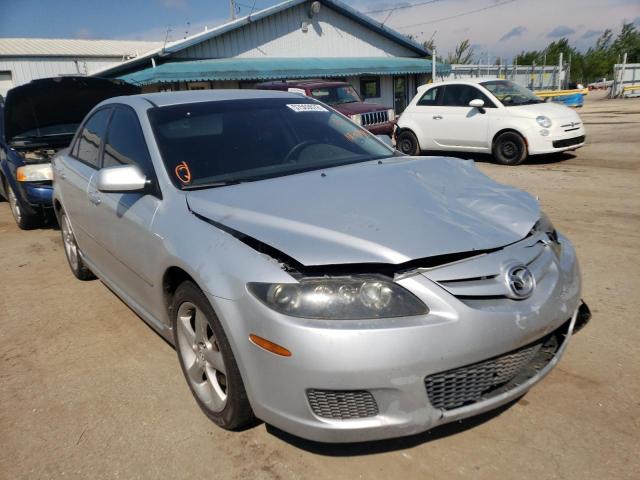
148,98,395,189
309,85,361,105
480,80,543,106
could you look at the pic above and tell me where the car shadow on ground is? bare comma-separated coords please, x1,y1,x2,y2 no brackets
265,398,521,456
420,151,577,166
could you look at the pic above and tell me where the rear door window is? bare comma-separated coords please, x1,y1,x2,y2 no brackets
75,108,111,168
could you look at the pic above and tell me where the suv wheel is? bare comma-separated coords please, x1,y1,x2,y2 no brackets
172,281,255,430
493,132,527,165
397,130,421,156
60,210,96,280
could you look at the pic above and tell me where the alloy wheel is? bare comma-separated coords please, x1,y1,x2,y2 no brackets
176,301,228,412
61,214,79,272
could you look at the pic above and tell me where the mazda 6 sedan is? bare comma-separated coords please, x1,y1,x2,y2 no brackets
52,90,590,443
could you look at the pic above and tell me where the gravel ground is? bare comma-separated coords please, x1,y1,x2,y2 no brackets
0,92,638,479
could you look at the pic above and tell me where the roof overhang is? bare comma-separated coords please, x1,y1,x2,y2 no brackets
118,57,451,85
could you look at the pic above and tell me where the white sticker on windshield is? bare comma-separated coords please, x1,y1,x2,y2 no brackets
286,103,328,113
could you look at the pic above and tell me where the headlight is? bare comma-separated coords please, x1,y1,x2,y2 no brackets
387,108,396,121
536,115,552,128
350,114,362,125
16,163,53,182
248,276,428,320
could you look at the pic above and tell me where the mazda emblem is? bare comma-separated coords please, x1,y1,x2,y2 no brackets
505,264,535,299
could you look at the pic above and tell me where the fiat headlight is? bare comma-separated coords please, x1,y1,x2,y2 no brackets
536,115,552,128
248,277,428,320
16,164,53,182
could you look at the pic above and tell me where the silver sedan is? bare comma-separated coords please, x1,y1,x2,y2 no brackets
52,90,589,443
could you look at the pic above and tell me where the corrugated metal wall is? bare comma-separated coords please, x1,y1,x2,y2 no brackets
0,57,124,96
175,3,417,60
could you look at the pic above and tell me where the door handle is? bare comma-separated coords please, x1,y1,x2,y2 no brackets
88,192,101,205
433,115,443,120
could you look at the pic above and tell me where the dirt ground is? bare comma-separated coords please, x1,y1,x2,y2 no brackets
1,92,638,480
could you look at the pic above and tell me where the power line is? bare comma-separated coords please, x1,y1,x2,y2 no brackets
395,0,518,30
364,0,445,15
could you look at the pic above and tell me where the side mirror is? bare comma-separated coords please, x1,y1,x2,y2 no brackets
469,99,485,108
97,165,148,193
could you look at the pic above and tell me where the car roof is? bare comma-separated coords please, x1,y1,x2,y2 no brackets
108,88,306,108
417,78,507,92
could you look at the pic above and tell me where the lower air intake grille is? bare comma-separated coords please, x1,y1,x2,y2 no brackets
552,135,585,148
425,321,568,411
307,389,379,420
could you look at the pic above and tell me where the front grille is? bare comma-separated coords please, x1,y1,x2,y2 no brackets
424,320,569,411
307,389,379,420
361,110,389,126
553,135,585,148
561,121,581,132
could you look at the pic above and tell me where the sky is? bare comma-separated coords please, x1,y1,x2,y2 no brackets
1,0,638,61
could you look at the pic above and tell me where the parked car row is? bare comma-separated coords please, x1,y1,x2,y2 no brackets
1,78,590,443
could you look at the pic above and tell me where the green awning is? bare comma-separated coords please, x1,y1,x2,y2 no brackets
119,57,450,85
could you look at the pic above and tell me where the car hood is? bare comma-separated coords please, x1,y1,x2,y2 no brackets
186,157,540,267
507,101,580,120
3,76,140,143
336,102,390,115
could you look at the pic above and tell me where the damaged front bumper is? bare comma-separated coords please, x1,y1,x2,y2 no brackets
209,233,584,443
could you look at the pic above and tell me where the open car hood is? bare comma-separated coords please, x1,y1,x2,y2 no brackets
3,76,140,143
186,157,540,267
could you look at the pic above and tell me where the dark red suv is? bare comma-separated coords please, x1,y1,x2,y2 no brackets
255,80,395,136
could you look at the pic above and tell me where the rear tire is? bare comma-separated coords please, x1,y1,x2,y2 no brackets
172,281,255,430
5,179,40,230
493,132,527,165
397,130,421,156
60,210,96,280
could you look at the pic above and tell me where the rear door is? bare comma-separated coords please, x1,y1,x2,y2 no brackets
88,105,163,315
56,107,112,265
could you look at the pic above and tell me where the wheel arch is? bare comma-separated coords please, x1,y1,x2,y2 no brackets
491,128,529,151
162,266,200,319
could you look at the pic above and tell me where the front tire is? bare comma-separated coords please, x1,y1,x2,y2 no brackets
397,130,421,156
172,281,255,430
5,179,40,230
493,131,528,165
60,210,96,280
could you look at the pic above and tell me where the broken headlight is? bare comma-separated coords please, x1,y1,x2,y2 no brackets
533,212,561,255
248,277,428,320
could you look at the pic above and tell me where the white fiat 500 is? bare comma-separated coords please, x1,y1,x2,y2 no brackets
395,79,586,165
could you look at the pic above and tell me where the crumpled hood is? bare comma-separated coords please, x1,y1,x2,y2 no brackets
186,157,540,266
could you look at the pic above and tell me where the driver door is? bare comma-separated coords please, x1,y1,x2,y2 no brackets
428,84,494,151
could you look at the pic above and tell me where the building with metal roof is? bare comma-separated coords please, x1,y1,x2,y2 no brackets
95,0,448,113
0,38,161,97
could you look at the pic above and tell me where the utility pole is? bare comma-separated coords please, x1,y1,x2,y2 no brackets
230,0,236,20
432,48,437,83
